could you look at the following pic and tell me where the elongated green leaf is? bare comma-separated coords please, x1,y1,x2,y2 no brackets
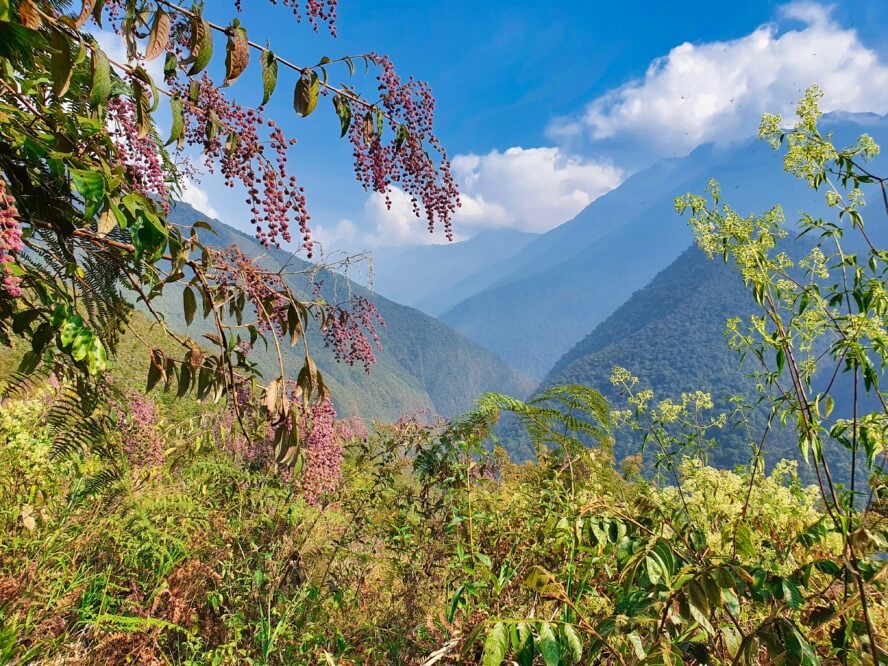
261,49,278,106
563,624,583,663
183,286,197,326
332,94,351,137
481,622,508,666
90,46,112,107
51,30,76,97
167,96,185,147
538,622,560,666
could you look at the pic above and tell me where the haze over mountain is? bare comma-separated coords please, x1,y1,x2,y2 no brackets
437,114,888,378
367,229,537,316
153,203,535,423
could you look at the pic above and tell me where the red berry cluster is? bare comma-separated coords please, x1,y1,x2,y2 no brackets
321,295,384,372
0,178,24,297
106,96,171,210
350,54,460,241
173,76,309,251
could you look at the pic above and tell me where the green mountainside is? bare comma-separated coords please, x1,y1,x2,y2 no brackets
440,115,888,378
151,203,535,421
533,243,880,486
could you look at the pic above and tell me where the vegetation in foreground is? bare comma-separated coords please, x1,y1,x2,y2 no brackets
0,0,885,663
0,376,885,665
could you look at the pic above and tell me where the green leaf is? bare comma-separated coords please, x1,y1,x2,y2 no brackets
294,71,319,117
90,46,112,107
538,622,560,666
147,353,164,392
513,622,534,666
183,286,197,326
164,51,178,79
563,624,583,663
735,525,755,558
261,49,278,106
446,584,465,623
51,30,76,98
186,11,213,76
395,123,409,150
167,97,185,147
59,315,83,347
781,578,803,610
687,582,715,635
86,337,108,375
332,94,351,137
481,622,508,666
71,168,106,203
627,632,646,660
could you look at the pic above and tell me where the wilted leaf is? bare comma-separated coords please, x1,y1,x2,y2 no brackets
294,71,319,117
186,11,213,76
145,9,170,61
19,0,41,28
224,20,249,85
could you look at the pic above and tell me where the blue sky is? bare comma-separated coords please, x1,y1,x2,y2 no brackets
172,1,888,252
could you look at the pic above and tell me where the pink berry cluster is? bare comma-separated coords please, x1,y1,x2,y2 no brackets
211,245,290,333
106,96,171,210
321,295,385,372
236,0,338,35
110,390,166,468
333,416,369,442
293,395,342,505
172,75,309,251
0,178,23,297
350,54,460,241
217,383,344,503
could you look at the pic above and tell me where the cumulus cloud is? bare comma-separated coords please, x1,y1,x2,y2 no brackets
452,147,623,234
178,178,220,220
548,2,888,154
337,146,623,247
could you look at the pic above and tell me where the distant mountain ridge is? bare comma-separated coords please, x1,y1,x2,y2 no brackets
438,114,888,379
154,203,535,422
368,228,538,316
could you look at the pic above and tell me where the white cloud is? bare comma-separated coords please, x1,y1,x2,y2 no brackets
549,2,888,154
178,178,220,220
451,147,623,234
340,146,624,248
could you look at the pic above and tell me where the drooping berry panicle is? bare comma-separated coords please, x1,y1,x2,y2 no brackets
0,178,24,298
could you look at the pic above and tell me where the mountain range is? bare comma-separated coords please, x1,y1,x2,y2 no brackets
428,114,888,379
153,203,535,423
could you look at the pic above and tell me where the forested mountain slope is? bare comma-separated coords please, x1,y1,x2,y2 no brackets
154,203,535,421
441,114,888,378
